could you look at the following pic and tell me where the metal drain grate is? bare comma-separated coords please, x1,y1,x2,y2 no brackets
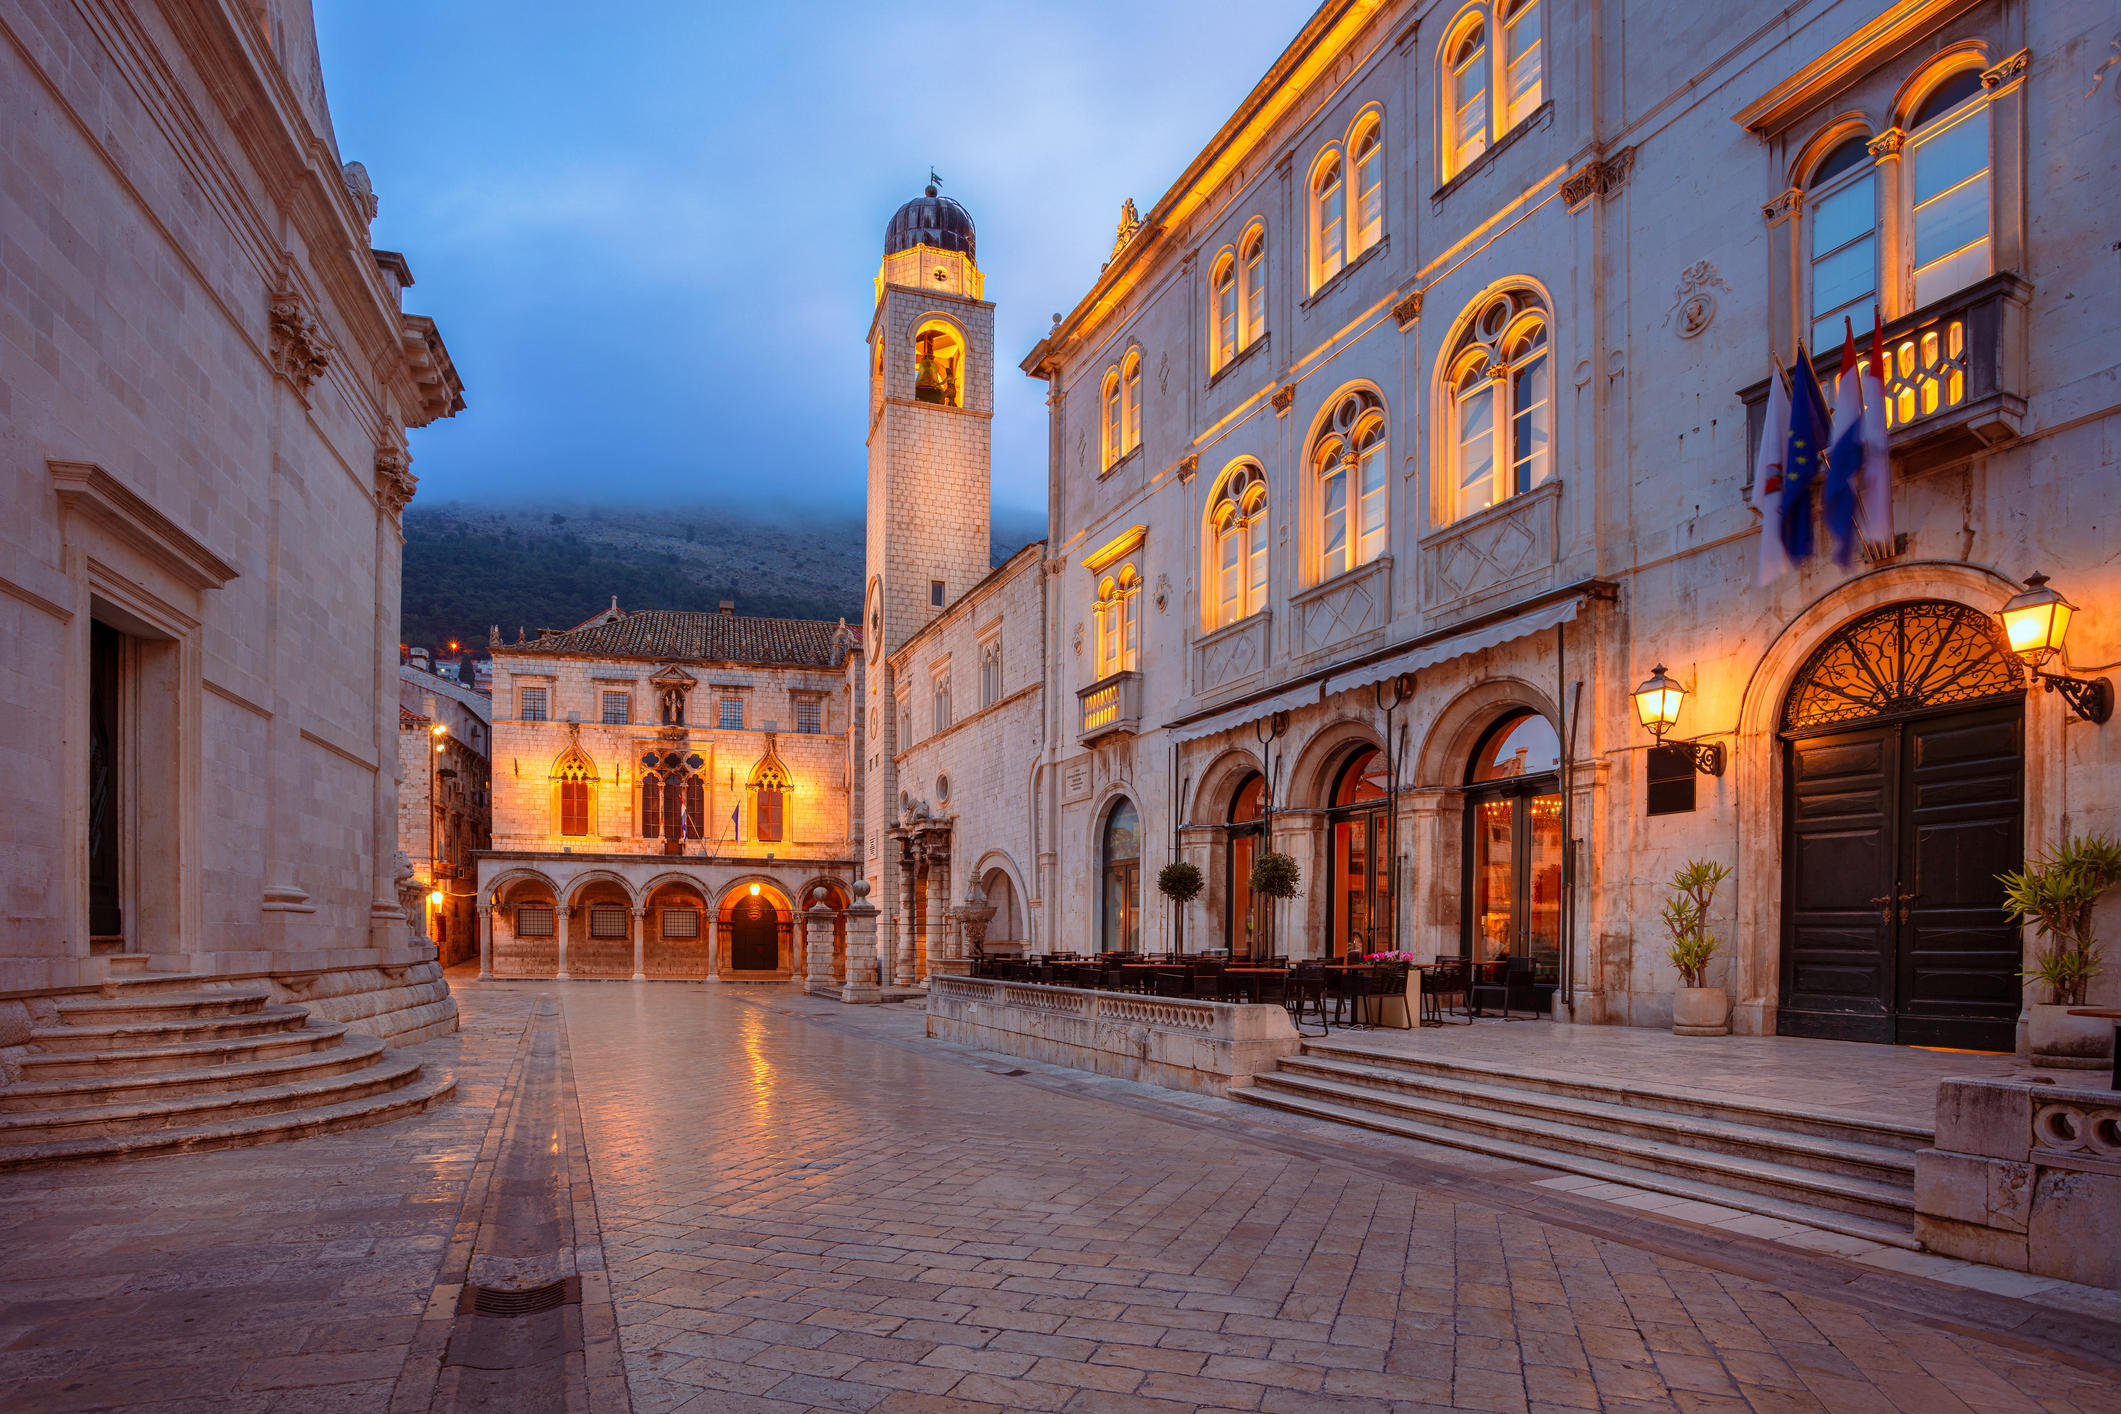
461,1276,580,1317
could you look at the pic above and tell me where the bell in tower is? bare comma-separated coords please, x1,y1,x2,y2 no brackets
913,323,962,407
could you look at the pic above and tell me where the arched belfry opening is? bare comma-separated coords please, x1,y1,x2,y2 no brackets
1778,600,2026,1051
914,322,964,406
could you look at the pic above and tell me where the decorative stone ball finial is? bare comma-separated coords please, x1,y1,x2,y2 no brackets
852,878,870,902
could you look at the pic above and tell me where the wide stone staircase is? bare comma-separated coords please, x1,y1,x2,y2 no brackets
1233,1040,1929,1248
0,960,455,1169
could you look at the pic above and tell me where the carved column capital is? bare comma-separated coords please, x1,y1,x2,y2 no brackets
1980,48,2029,90
1866,127,1907,158
1761,187,1802,224
375,445,417,518
1391,290,1423,328
269,286,333,394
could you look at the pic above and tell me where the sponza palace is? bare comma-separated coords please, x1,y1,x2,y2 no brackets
459,0,2121,1061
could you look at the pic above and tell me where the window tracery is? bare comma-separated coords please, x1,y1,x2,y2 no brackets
638,749,706,840
1444,289,1549,522
1782,601,2021,733
555,752,596,837
1312,390,1387,579
750,744,792,844
1095,564,1142,678
1210,464,1269,629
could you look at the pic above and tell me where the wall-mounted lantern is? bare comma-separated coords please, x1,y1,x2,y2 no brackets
1998,574,2113,724
1631,665,1725,775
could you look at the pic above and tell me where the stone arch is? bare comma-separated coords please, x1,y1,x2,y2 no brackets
1889,41,1994,132
636,872,712,979
485,868,563,979
969,849,1030,949
560,870,637,908
482,867,558,909
1283,714,1385,811
1728,561,2030,1035
1411,676,1563,789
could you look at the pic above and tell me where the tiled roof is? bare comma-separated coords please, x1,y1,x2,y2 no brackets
508,611,849,668
400,706,429,727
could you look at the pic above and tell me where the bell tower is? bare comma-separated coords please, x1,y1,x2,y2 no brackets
862,182,994,911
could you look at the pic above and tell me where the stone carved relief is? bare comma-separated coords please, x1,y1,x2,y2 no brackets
1072,622,1083,657
1980,48,2029,90
269,285,333,393
1663,261,1732,339
1293,557,1389,658
1270,384,1296,414
341,161,379,224
1561,148,1635,209
1158,351,1170,397
1153,573,1171,614
392,850,429,942
1422,482,1559,611
1392,290,1423,328
375,445,417,517
1194,613,1270,697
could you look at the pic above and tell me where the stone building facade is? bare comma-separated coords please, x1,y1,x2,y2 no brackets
474,606,865,982
399,662,492,968
999,0,2121,1051
1,0,464,1042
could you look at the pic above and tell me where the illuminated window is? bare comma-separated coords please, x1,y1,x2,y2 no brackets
600,691,629,725
1806,135,1877,351
1101,367,1123,469
558,761,591,837
1313,390,1387,579
913,320,964,407
1122,351,1142,455
752,748,791,844
1501,0,1542,128
1906,68,1989,309
1444,291,1549,522
1211,254,1238,370
1351,124,1383,256
1446,17,1490,178
1095,565,1142,679
518,686,548,721
1210,464,1269,629
1312,152,1345,289
1211,230,1269,373
1242,230,1267,344
1442,2,1541,183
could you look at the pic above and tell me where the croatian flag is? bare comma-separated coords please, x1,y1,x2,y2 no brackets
1755,359,1792,587
1780,345,1833,566
1823,320,1864,566
1859,319,1892,546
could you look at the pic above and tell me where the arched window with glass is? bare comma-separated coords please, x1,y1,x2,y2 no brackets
1461,711,1562,1001
1210,464,1269,629
1243,230,1266,341
1100,367,1123,469
1351,122,1384,256
639,749,706,844
1328,747,1392,959
1445,289,1550,522
1441,1,1542,183
1211,253,1239,370
1094,564,1141,679
1122,351,1143,455
1806,133,1877,351
1313,389,1387,580
1311,151,1346,290
1226,772,1268,959
1904,67,1990,309
1102,797,1142,953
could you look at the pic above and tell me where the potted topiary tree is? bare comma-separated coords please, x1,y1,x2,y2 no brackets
1250,851,1302,958
1157,861,1204,955
1661,860,1732,1036
2000,833,2121,1068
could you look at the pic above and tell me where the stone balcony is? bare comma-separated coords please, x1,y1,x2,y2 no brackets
1077,670,1142,745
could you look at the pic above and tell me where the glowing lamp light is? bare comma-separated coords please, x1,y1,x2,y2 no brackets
750,882,762,897
1631,665,1686,742
428,889,444,906
1998,573,2074,667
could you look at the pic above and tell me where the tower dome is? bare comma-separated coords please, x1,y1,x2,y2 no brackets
885,185,977,265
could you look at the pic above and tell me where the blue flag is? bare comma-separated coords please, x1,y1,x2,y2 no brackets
1780,346,1833,565
1823,321,1865,566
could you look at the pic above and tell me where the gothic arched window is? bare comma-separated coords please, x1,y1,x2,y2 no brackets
556,755,594,837
1445,289,1549,522
751,747,792,843
638,749,706,840
1313,389,1387,580
1211,463,1269,628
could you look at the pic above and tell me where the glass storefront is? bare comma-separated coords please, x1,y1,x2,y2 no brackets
1226,773,1268,958
1328,747,1393,958
1102,798,1141,952
1462,712,1562,984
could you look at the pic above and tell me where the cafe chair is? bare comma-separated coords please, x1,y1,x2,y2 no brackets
1421,958,1473,1025
1469,955,1539,1020
1287,962,1330,1036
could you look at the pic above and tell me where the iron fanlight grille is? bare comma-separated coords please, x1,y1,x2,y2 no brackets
1782,600,2022,734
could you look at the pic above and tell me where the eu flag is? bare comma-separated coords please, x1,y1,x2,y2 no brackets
1780,347,1833,565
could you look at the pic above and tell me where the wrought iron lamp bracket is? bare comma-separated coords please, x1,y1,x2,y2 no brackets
2034,670,2115,725
1651,730,1726,776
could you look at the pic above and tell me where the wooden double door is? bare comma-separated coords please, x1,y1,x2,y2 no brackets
1781,701,2023,1051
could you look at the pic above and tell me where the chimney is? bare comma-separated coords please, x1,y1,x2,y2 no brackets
719,601,735,616
410,646,433,672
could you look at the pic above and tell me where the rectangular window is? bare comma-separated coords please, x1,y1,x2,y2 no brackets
1321,468,1350,579
518,686,548,721
1809,171,1876,351
757,788,784,842
1357,440,1388,566
1455,383,1497,517
589,906,628,938
1911,106,1990,309
1510,352,1551,496
930,580,946,608
515,905,554,937
1317,170,1345,285
560,779,589,836
718,697,743,730
661,909,699,939
600,691,629,724
796,699,821,734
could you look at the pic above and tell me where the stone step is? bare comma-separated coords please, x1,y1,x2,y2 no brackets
0,1063,458,1171
1239,1068,1916,1227
0,1044,423,1144
0,1031,382,1111
28,1003,314,1053
1231,1083,1921,1249
1276,1055,1917,1187
19,1020,348,1079
1298,1041,1935,1153
53,989,275,1027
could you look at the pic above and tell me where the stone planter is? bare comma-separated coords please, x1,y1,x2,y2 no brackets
2028,1003,2115,1070
1672,985,1729,1037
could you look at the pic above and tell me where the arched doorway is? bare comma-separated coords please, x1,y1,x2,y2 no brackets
728,890,783,971
1461,713,1563,990
1226,773,1268,958
1779,600,2025,1050
1327,748,1391,958
1102,799,1141,953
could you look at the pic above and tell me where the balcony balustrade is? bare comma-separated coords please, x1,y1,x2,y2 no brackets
1078,670,1142,744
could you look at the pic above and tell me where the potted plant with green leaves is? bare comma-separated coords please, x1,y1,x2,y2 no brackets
1661,860,1732,1036
1157,861,1204,955
2000,833,2121,1069
1249,851,1302,957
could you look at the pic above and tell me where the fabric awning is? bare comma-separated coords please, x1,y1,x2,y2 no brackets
1167,593,1585,745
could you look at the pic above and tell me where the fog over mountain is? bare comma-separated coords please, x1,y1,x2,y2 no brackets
399,500,1046,656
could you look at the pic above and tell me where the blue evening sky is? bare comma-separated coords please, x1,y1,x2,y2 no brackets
316,1,1314,527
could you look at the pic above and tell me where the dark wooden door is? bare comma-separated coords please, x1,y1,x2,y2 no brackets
730,898,779,970
1781,702,2021,1049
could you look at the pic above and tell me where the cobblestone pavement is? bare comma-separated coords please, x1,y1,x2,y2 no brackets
1,978,2118,1413
556,982,2121,1414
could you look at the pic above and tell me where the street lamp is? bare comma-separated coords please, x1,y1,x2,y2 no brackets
1998,573,2114,724
1631,665,1725,774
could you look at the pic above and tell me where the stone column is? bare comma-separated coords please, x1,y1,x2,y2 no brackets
706,914,720,981
896,839,919,987
557,904,571,981
922,845,948,984
840,880,883,1004
631,907,647,982
803,888,835,995
477,904,493,979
